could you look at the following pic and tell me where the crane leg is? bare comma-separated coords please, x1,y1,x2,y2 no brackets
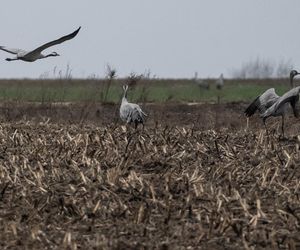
263,119,268,136
281,115,285,138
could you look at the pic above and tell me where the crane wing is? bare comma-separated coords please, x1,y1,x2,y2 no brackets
245,88,279,117
274,87,300,117
130,106,147,123
25,27,81,57
0,46,26,55
120,104,132,123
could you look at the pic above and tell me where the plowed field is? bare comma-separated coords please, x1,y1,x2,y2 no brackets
0,102,300,249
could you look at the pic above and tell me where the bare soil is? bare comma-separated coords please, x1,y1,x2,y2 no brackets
0,101,259,127
0,102,300,249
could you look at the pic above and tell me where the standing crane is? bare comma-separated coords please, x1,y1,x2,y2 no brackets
120,85,147,129
194,72,209,89
244,70,300,136
216,73,224,90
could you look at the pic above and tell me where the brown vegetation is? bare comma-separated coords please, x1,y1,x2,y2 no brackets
0,103,300,249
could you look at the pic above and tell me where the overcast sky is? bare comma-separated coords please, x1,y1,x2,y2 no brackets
1,0,300,79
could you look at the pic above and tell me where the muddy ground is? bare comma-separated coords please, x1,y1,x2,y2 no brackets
0,102,300,249
0,101,298,131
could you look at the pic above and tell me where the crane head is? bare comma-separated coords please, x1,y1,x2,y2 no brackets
290,70,300,86
122,85,129,92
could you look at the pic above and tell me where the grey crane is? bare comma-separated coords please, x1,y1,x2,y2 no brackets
216,73,224,89
0,27,81,62
194,72,209,89
245,88,281,131
261,86,300,136
245,70,300,136
120,85,147,129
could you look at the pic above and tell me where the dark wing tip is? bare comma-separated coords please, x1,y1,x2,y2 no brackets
74,26,81,34
244,109,252,117
68,26,81,39
244,96,260,117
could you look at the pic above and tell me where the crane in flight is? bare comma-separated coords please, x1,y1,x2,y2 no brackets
0,27,81,62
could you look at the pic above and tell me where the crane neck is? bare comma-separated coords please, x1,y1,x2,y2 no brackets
290,76,295,88
122,90,128,103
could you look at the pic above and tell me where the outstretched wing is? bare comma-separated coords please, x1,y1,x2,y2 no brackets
274,87,300,117
245,88,279,117
25,27,81,56
0,46,27,55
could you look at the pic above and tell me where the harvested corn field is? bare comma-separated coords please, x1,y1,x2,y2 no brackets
0,104,300,249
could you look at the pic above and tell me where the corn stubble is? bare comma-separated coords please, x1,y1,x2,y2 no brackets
0,121,299,249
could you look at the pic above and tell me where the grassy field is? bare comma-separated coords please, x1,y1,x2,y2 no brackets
0,78,294,103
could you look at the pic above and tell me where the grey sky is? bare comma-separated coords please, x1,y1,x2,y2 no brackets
1,0,300,79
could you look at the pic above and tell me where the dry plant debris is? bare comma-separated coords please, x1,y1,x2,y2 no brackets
0,121,299,249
